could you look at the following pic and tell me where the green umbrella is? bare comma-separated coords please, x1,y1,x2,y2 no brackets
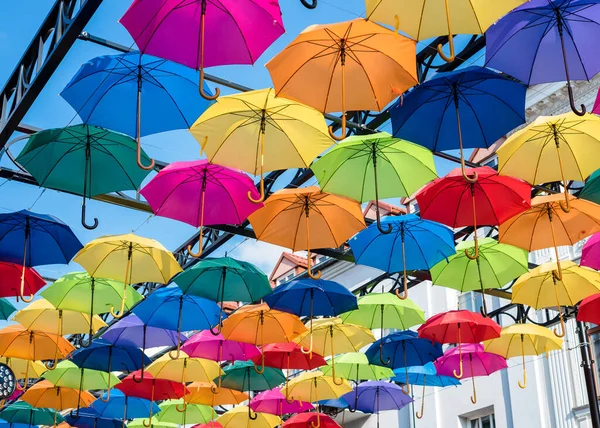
129,418,177,428
311,131,437,233
41,272,143,347
320,352,393,381
430,238,529,316
156,400,215,425
579,168,600,204
42,360,120,391
0,298,16,320
0,401,64,426
15,124,152,230
174,257,272,335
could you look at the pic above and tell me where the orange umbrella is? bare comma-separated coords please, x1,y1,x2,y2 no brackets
184,382,248,407
266,19,417,140
248,187,366,278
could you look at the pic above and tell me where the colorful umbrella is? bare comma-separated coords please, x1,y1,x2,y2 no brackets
156,400,215,426
349,214,455,299
0,402,64,426
579,168,600,205
129,418,176,428
581,232,600,271
0,299,16,321
120,0,284,99
91,389,160,421
311,132,437,230
0,262,45,302
184,382,248,406
217,406,281,428
141,162,263,256
0,358,46,391
250,389,314,416
0,210,82,302
101,314,185,350
181,330,260,363
61,53,214,169
320,352,394,383
483,323,563,388
249,187,365,278
343,381,412,427
485,0,600,114
266,19,417,140
190,88,333,202
65,409,122,428
74,233,182,318
579,293,600,325
251,343,326,372
284,413,340,428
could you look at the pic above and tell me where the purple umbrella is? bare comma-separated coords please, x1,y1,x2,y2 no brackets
485,0,600,115
343,381,412,428
434,344,507,405
181,330,260,362
580,232,600,270
250,389,314,416
120,0,285,99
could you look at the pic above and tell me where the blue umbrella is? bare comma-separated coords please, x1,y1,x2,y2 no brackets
65,408,122,428
0,422,36,428
61,53,214,170
90,389,160,420
0,210,82,302
391,66,526,182
132,287,222,359
343,381,412,428
318,397,349,409
349,214,455,300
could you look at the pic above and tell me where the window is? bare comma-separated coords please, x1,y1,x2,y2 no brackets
470,414,496,428
483,156,498,169
276,272,295,285
459,292,484,313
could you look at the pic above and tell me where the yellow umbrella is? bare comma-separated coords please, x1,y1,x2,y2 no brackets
511,261,600,337
184,381,249,406
217,406,281,428
190,88,334,203
248,187,365,278
483,323,562,389
73,233,181,318
0,358,46,390
366,0,526,62
266,19,417,140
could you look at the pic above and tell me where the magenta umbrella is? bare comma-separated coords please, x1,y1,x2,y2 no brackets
580,233,600,270
140,160,262,257
250,388,314,416
434,344,506,405
120,0,285,100
181,330,261,362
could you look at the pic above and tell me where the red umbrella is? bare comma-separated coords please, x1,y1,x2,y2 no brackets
284,413,340,428
0,262,45,301
577,293,600,324
417,310,501,379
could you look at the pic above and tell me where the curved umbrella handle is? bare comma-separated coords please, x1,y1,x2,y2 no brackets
331,361,345,386
300,0,317,9
110,298,126,319
552,278,566,338
211,373,222,394
379,343,391,366
248,130,266,203
518,366,527,389
137,139,155,171
248,405,258,420
566,80,586,116
395,274,408,301
375,214,392,235
16,362,29,391
415,382,425,419
199,69,219,101
437,0,455,62
81,201,99,230
559,192,571,214
209,306,224,336
401,382,411,395
310,409,321,428
254,352,266,374
175,401,187,413
187,237,203,258
143,384,155,426
132,368,145,383
328,122,348,142
470,381,477,404
254,318,266,374
518,336,527,389
248,177,265,204
300,333,314,357
99,387,111,403
169,346,181,360
328,60,348,142
306,249,321,280
396,232,408,300
19,265,33,303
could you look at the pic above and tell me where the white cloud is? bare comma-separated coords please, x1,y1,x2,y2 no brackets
232,240,288,275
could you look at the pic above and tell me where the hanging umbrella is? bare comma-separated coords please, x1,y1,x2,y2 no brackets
0,299,16,321
366,0,526,62
16,125,152,229
349,214,455,300
391,67,526,179
175,257,271,332
264,279,358,357
248,187,365,278
184,382,248,406
217,406,281,428
190,88,333,202
0,210,82,301
129,418,177,428
483,323,563,388
579,168,600,205
581,232,600,270
156,400,215,426
284,413,340,428
266,19,417,140
102,314,184,349
320,353,394,395
0,262,45,302
61,53,214,169
74,233,182,318
579,293,600,324
0,358,46,391
181,330,260,363
65,409,122,428
141,162,263,256
311,132,437,231
498,112,600,211
415,166,531,261
343,381,412,427
250,389,314,416
0,402,64,426
120,0,284,100
91,389,160,421
430,238,529,316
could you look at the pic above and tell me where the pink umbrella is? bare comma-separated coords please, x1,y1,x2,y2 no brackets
434,344,507,405
250,388,314,416
580,233,600,270
182,330,261,362
120,0,285,99
140,160,262,257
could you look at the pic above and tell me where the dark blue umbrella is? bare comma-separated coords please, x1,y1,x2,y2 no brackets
0,210,82,301
349,214,455,299
61,53,214,170
90,389,160,420
343,381,412,427
65,408,122,428
318,397,349,409
391,66,526,182
70,339,151,373
0,422,36,428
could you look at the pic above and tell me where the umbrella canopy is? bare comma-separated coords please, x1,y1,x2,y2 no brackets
217,406,281,428
184,382,248,406
70,340,151,375
21,380,95,410
42,361,121,391
582,232,600,271
266,19,418,139
65,409,122,428
250,343,326,371
0,402,64,426
129,418,177,428
0,262,45,302
0,299,16,321
343,381,412,414
365,331,443,370
146,351,222,384
578,293,600,325
393,363,461,388
283,413,340,428
321,352,394,382
217,361,285,393
286,371,352,403
250,389,314,416
0,358,46,388
101,314,185,349
156,400,215,425
0,325,74,361
181,330,260,362
91,389,160,420
579,167,600,205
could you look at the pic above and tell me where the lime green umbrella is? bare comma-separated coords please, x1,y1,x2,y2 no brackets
41,272,143,346
430,238,529,316
156,399,216,425
42,360,120,391
129,418,177,428
0,298,16,320
320,352,393,382
311,132,437,233
15,124,152,230
0,401,64,426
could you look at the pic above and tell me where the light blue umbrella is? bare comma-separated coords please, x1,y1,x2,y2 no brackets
90,389,160,420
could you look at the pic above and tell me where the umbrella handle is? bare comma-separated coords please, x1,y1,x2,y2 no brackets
518,337,527,389
372,149,392,235
305,214,321,280
19,266,34,304
187,237,203,258
310,408,321,428
469,355,477,404
248,404,258,420
199,69,219,100
143,384,155,427
189,186,207,258
16,362,29,391
552,278,566,338
378,342,391,366
176,401,187,412
566,82,586,116
100,386,111,403
453,329,464,379
81,201,99,230
248,129,266,203
328,120,348,142
209,306,224,336
254,317,265,374
396,234,408,300
555,16,586,116
300,0,317,9
136,138,155,171
169,344,181,360
300,314,314,358
110,297,126,319
133,367,145,383
415,382,425,419
328,59,348,142
437,0,455,62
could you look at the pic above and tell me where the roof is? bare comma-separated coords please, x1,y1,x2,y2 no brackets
363,200,406,219
468,137,505,164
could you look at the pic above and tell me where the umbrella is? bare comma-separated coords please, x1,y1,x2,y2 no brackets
91,389,160,421
582,232,600,271
483,323,563,388
0,402,64,426
343,381,412,427
579,168,600,205
184,382,248,406
498,112,600,210
283,413,340,428
120,0,284,99
156,400,215,426
250,389,313,416
264,279,357,357
430,238,529,316
217,406,281,428
366,0,526,62
133,287,221,361
16,125,152,229
175,257,271,332
578,293,600,324
415,166,531,261
266,19,417,140
181,330,260,363
141,161,263,256
391,67,526,180
0,262,45,302
417,310,501,379
61,53,214,169
65,409,122,428
320,352,394,384
0,210,82,301
0,299,16,321
349,214,455,299
129,418,176,428
485,0,600,114
74,233,182,318
248,187,365,278
101,314,185,349
190,88,333,202
42,273,143,347
311,132,437,231
0,358,46,391
340,293,424,366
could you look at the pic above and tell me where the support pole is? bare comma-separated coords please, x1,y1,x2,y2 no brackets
577,322,600,426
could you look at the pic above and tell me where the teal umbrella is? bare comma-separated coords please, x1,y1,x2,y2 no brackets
15,125,152,230
0,299,16,320
579,168,600,205
0,402,65,426
174,257,272,335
